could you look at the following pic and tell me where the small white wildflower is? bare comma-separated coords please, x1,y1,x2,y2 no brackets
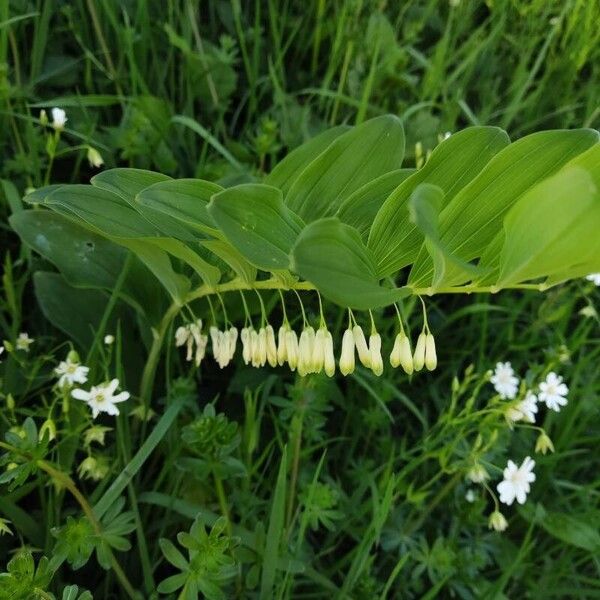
488,510,508,532
55,357,89,388
538,372,568,412
16,333,34,352
323,330,335,377
241,327,252,365
87,147,104,168
467,464,489,484
175,326,190,347
413,332,426,372
277,324,289,366
497,456,536,506
298,326,316,376
312,327,326,374
352,325,371,368
51,107,67,130
490,362,519,399
339,328,355,376
104,334,115,345
585,273,600,286
506,391,538,424
465,489,476,503
72,379,130,419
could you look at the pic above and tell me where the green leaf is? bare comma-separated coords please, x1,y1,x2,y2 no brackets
136,178,223,237
336,169,415,240
264,125,350,195
201,239,257,284
33,272,111,348
291,218,409,309
207,183,304,271
368,126,511,276
259,447,287,600
497,166,600,286
285,115,405,221
408,128,600,287
539,510,600,552
408,184,483,289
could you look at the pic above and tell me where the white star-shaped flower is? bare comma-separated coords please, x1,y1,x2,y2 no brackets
585,273,600,286
72,379,130,419
538,372,568,412
497,456,536,505
16,333,34,352
506,391,538,424
55,357,89,388
490,362,519,399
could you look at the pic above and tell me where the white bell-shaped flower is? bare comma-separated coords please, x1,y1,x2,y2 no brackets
369,333,384,376
285,329,299,371
323,330,335,377
352,325,371,368
265,325,278,367
425,333,437,371
339,328,355,376
413,332,426,371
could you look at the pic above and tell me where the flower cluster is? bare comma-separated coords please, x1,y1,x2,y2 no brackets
490,362,569,423
469,362,571,532
173,316,438,379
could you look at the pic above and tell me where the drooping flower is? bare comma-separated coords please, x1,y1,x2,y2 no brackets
277,324,289,366
285,329,299,371
488,510,508,532
265,325,278,367
339,328,355,376
312,327,327,374
390,332,413,374
585,273,600,286
323,330,335,377
506,391,538,424
15,332,34,352
538,372,568,412
412,332,426,372
51,107,67,130
39,419,57,442
535,431,554,455
352,325,371,368
497,456,536,506
104,334,115,345
83,425,112,448
424,333,437,371
87,146,104,168
490,362,519,399
465,489,476,503
189,321,208,366
55,356,89,388
298,326,316,376
369,332,384,376
72,379,130,419
78,455,109,481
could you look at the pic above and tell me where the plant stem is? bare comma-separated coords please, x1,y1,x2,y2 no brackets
286,406,305,529
213,471,232,537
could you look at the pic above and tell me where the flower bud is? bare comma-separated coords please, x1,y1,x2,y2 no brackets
298,327,315,376
323,331,335,377
339,329,355,376
277,325,288,365
467,463,489,484
285,329,299,370
488,510,508,532
266,325,278,367
51,107,67,131
369,333,384,376
39,109,48,126
390,332,414,374
413,332,426,371
425,333,437,371
535,431,554,455
227,327,238,360
39,418,57,442
87,146,104,168
104,334,115,345
352,325,371,368
67,349,81,363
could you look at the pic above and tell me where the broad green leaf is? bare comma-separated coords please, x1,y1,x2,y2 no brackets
136,178,223,236
9,209,167,322
264,125,350,195
23,184,63,205
207,183,304,271
336,168,415,240
368,126,510,276
201,239,257,284
497,166,600,286
407,184,483,290
408,128,600,287
46,185,160,238
286,115,405,221
538,510,600,553
33,272,113,349
291,218,409,309
91,168,200,241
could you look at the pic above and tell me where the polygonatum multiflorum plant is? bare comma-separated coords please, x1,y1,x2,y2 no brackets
10,115,600,400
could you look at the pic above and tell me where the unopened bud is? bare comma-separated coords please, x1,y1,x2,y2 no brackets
488,510,508,532
535,431,554,455
425,333,437,371
369,333,383,376
339,328,355,376
39,419,57,442
413,332,426,371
